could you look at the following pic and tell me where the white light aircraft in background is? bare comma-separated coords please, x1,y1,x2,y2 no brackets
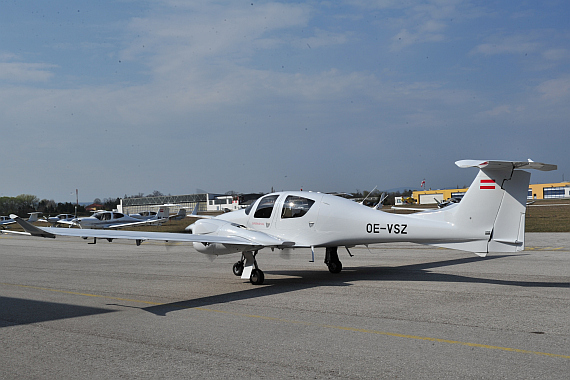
0,215,16,228
5,159,556,285
68,210,169,229
129,210,160,219
1,213,41,228
38,213,76,227
130,205,187,221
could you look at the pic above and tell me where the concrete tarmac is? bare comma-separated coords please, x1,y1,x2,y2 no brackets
0,233,569,379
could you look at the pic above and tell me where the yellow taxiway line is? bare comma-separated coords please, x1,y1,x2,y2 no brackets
2,282,569,360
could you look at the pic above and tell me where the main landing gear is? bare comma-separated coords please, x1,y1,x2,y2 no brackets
233,247,343,285
324,246,342,274
232,251,265,285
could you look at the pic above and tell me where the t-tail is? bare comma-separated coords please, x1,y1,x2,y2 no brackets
411,160,556,256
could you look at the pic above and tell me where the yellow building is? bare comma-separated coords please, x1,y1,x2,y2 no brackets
413,182,570,205
412,188,468,205
528,182,570,200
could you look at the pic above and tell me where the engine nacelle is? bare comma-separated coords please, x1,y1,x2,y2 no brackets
187,217,288,255
190,219,252,255
193,242,244,255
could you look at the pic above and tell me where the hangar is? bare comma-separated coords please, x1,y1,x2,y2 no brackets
413,181,570,205
117,193,242,215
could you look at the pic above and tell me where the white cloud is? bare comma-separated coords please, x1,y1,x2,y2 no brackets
542,48,570,61
482,105,513,117
121,2,311,70
297,28,351,49
536,76,570,101
0,62,56,83
388,0,464,49
471,39,539,55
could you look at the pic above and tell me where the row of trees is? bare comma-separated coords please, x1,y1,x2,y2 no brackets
1,190,167,217
2,189,415,217
0,195,86,216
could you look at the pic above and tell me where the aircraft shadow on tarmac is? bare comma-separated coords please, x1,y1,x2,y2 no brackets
144,255,570,317
0,296,114,328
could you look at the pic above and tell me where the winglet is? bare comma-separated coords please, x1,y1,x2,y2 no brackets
9,214,56,238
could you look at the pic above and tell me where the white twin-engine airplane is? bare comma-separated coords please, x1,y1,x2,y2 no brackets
64,205,187,229
5,159,556,285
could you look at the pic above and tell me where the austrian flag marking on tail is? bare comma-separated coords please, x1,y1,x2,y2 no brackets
480,179,496,189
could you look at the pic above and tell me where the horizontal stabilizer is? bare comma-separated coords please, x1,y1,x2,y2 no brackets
455,160,557,172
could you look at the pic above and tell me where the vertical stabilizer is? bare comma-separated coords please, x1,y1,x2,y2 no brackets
487,170,530,252
157,206,169,219
427,160,555,255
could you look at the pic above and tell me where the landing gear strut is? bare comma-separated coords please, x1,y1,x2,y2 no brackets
232,252,265,285
324,246,342,273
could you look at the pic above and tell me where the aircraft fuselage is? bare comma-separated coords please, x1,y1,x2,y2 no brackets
189,191,474,254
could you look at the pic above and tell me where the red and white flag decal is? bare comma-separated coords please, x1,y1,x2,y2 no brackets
480,179,496,189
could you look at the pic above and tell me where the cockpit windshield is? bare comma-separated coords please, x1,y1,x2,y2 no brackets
253,195,279,219
281,196,314,219
94,212,111,221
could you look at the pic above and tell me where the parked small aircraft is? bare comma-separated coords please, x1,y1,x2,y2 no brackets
0,215,15,228
5,159,556,285
38,213,76,227
129,205,187,221
68,210,169,229
129,210,159,220
1,212,41,226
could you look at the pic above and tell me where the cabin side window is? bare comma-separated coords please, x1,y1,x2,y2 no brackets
281,196,315,219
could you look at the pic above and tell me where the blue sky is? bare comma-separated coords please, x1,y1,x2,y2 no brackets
1,0,569,202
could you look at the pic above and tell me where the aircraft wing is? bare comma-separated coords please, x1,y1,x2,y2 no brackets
106,218,170,229
4,214,292,248
54,220,76,227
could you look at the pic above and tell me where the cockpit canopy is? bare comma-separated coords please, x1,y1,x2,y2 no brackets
93,212,124,221
245,194,315,219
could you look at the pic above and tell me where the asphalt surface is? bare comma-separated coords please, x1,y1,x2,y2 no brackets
0,233,569,379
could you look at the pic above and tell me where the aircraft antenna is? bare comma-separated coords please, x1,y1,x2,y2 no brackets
359,186,377,205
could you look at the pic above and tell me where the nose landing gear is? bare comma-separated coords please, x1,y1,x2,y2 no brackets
232,251,265,285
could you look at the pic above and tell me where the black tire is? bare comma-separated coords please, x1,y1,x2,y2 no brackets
328,261,342,274
250,269,265,285
232,261,244,276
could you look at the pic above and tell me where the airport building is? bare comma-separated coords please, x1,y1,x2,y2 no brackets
412,181,570,205
117,193,243,215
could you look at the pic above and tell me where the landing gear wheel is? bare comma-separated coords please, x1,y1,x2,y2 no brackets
250,269,265,285
327,261,342,274
232,261,244,276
